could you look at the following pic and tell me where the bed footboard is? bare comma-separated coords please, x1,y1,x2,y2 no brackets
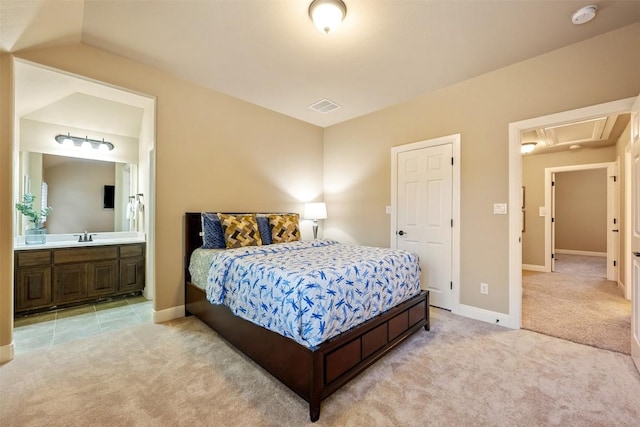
186,282,429,422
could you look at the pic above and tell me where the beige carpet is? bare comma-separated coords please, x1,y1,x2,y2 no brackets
2,309,640,426
522,257,631,355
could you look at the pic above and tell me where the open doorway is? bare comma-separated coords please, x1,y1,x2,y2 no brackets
510,98,634,354
11,59,156,355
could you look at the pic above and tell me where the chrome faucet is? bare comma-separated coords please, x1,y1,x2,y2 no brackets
74,231,96,242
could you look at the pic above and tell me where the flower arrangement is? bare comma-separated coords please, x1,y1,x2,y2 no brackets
15,193,53,229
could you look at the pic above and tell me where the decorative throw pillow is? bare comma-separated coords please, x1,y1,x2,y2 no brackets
268,213,300,244
201,213,226,249
218,213,263,248
256,215,272,245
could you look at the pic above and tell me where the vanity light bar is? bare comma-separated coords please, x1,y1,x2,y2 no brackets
54,133,115,151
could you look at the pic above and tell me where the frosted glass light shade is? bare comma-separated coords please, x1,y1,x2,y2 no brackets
309,0,346,34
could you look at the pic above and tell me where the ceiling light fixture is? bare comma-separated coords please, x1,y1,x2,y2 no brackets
309,0,347,34
521,142,537,154
571,5,597,25
55,133,114,151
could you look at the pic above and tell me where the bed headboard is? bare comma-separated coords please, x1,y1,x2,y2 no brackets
184,211,299,284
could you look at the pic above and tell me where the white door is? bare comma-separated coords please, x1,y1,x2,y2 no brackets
630,95,640,372
396,144,453,309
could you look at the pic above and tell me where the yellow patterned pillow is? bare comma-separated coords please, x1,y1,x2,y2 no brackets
217,213,263,248
268,213,300,244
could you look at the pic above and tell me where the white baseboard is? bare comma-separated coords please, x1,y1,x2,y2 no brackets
522,264,546,272
555,249,606,257
0,341,15,363
452,304,514,329
153,305,185,323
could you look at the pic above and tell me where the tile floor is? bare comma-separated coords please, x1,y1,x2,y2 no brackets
13,295,153,355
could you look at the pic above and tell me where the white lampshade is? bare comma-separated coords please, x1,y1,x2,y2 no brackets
304,202,327,220
309,0,347,34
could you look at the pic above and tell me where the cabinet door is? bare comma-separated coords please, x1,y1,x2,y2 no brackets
15,266,52,311
88,260,119,297
54,264,88,303
120,257,145,292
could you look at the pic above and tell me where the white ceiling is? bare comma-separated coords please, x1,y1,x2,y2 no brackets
2,1,640,128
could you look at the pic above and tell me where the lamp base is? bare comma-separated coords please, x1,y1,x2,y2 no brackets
312,220,319,239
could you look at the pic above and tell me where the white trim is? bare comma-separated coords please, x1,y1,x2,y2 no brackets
522,264,546,272
625,143,633,300
555,249,606,257
391,134,460,313
454,304,511,328
153,305,185,323
509,97,635,330
0,341,15,363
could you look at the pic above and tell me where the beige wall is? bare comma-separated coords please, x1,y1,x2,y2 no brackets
522,147,616,266
555,169,607,253
0,44,323,353
323,23,640,314
44,157,115,234
1,54,14,358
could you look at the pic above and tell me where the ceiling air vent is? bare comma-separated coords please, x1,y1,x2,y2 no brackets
309,98,341,114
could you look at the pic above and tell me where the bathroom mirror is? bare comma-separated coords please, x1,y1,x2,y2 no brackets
18,152,137,235
15,60,148,238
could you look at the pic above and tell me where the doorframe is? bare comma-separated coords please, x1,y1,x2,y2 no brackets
508,97,635,329
10,58,157,333
544,162,618,280
390,133,461,312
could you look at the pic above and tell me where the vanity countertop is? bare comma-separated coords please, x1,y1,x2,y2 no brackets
14,233,146,251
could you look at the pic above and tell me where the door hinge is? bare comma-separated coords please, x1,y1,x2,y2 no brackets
450,281,453,290
451,157,454,166
551,217,555,223
551,181,555,186
612,175,617,182
450,219,453,227
552,253,555,259
614,218,617,225
614,260,617,267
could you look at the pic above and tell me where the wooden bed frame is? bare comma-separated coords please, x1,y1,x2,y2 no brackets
183,212,430,422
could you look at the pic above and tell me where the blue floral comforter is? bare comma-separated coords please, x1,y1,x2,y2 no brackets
196,240,421,349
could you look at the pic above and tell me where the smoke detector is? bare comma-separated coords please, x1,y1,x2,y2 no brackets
571,5,597,25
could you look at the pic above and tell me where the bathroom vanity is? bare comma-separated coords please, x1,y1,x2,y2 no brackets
14,239,145,315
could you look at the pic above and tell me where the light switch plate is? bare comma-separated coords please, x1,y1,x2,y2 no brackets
539,207,546,217
385,205,391,214
493,203,508,215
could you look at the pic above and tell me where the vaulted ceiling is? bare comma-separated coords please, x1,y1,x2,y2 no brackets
2,1,640,128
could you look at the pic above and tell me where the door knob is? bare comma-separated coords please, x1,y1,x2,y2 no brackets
634,252,640,257
397,230,406,236
611,229,619,232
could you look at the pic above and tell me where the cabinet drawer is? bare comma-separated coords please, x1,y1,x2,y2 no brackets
54,246,118,264
120,244,144,258
16,250,52,267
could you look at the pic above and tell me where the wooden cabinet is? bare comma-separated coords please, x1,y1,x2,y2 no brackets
14,243,145,314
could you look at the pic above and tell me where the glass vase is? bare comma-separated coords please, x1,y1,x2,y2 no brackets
25,228,47,245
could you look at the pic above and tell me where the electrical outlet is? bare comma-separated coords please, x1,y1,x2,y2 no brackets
480,282,489,295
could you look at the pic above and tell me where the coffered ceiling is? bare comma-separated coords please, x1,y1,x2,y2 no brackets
2,1,640,128
522,113,631,156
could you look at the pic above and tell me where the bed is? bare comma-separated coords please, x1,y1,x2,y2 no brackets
184,212,429,421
